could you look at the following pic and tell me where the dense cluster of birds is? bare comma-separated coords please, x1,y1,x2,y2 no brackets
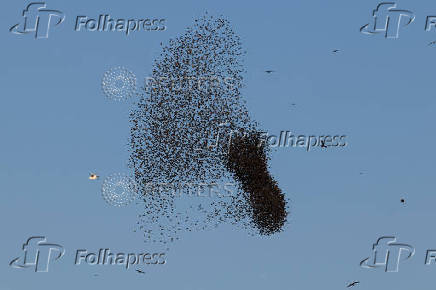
226,132,287,235
128,13,288,246
94,13,367,288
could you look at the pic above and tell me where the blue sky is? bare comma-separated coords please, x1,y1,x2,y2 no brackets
2,0,436,289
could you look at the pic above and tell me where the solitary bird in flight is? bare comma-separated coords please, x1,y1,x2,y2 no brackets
264,70,275,74
136,269,145,274
346,281,359,288
89,173,99,180
332,49,340,53
400,198,405,204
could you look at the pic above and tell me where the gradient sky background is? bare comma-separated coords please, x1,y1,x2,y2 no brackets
2,0,436,289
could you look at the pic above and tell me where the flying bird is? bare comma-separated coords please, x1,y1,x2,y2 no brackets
332,49,340,53
346,281,359,288
89,173,99,180
400,198,405,204
264,70,275,74
136,269,145,274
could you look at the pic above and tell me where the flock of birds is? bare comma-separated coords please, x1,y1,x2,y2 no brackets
91,13,413,285
127,13,289,249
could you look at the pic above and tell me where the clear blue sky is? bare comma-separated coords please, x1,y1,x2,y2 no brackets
2,0,436,289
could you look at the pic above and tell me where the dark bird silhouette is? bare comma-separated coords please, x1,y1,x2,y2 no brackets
136,269,145,274
332,49,340,53
264,70,275,74
347,281,359,288
400,198,405,204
